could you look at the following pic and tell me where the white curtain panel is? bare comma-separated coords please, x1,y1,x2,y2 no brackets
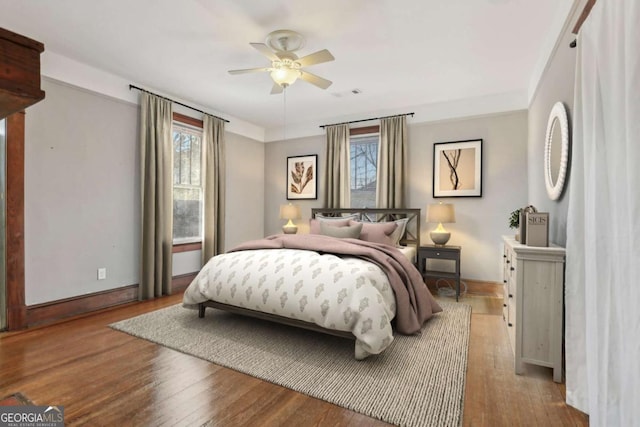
565,0,640,424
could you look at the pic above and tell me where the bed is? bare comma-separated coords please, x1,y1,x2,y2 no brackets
183,208,442,359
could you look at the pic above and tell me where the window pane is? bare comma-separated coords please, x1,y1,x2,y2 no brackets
173,187,202,241
172,123,203,242
350,135,378,208
190,134,201,185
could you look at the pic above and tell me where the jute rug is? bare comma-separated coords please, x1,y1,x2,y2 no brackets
111,301,471,427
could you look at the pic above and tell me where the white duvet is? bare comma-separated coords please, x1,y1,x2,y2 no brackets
183,248,397,359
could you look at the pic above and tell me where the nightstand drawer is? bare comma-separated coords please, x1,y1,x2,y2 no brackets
423,249,458,260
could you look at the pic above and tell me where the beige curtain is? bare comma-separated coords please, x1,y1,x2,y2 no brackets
202,114,226,264
376,116,407,208
139,92,173,300
323,124,351,208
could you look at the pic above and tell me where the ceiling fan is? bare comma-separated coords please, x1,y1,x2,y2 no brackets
228,29,335,94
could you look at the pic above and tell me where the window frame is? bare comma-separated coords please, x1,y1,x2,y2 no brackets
172,113,204,250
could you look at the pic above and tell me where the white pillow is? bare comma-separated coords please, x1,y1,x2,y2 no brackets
389,218,410,246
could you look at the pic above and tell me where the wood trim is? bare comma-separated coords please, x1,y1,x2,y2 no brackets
173,112,203,128
0,28,44,52
26,285,139,328
23,272,198,328
573,0,597,34
172,241,202,253
350,125,379,136
5,111,26,330
171,272,198,294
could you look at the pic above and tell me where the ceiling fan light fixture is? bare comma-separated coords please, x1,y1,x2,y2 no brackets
270,67,300,87
229,29,334,93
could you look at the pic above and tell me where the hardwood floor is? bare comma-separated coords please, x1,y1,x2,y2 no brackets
0,293,588,426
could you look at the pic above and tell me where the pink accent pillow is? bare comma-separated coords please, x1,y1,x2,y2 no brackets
349,220,397,246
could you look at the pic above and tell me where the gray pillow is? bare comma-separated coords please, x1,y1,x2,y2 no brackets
320,221,363,239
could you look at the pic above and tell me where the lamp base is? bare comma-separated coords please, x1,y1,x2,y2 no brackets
430,231,451,245
282,225,298,234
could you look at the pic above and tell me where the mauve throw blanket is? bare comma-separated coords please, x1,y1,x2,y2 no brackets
229,234,442,334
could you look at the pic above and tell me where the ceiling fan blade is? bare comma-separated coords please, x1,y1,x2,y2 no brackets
295,49,335,67
270,82,284,95
228,67,271,75
250,43,280,61
299,71,332,89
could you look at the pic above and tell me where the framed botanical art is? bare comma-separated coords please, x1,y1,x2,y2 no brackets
287,154,318,200
433,139,483,197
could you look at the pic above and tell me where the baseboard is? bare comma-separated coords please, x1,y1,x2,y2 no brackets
425,278,503,297
25,272,198,328
171,272,198,294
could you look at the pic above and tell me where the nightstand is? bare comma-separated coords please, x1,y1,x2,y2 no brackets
418,245,461,301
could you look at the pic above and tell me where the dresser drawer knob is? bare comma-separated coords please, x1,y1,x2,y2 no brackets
510,267,515,271
506,260,510,264
503,303,507,307
508,323,513,327
509,294,513,298
503,280,507,283
436,252,440,256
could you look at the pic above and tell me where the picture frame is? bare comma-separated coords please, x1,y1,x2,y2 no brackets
287,154,318,200
433,139,483,198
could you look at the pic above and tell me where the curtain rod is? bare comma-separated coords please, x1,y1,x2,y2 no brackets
319,112,414,129
129,84,230,123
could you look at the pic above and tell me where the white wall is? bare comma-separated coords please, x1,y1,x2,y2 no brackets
225,132,265,249
408,112,528,282
24,78,264,304
264,111,529,282
527,22,577,246
25,79,140,304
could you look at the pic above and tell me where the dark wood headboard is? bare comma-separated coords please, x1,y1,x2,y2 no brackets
311,208,421,248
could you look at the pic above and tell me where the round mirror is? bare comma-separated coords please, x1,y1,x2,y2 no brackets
544,102,570,200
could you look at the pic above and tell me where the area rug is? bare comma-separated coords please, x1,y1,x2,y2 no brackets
111,301,471,427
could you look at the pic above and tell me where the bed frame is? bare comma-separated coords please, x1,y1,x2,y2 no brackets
197,208,422,339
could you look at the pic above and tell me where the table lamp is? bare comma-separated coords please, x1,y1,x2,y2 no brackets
280,203,301,234
427,202,456,245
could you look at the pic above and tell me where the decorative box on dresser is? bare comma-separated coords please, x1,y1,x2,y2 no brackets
502,235,565,383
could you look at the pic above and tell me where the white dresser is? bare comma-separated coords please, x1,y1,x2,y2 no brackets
502,236,565,383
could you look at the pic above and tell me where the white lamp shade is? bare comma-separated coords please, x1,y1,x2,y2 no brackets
279,203,301,220
427,203,456,223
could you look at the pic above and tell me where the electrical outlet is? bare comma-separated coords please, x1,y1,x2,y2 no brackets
97,268,107,280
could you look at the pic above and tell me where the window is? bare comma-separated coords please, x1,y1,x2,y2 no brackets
172,121,203,243
350,132,379,208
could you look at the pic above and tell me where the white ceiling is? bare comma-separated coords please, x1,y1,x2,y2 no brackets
1,0,575,140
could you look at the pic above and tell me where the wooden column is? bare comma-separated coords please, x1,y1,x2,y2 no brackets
5,111,26,330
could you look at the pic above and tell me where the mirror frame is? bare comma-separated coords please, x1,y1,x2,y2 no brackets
544,102,570,200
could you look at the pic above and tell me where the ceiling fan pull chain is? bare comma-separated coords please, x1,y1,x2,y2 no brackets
283,86,287,140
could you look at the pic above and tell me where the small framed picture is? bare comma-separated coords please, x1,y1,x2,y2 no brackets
287,155,317,200
433,139,483,197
